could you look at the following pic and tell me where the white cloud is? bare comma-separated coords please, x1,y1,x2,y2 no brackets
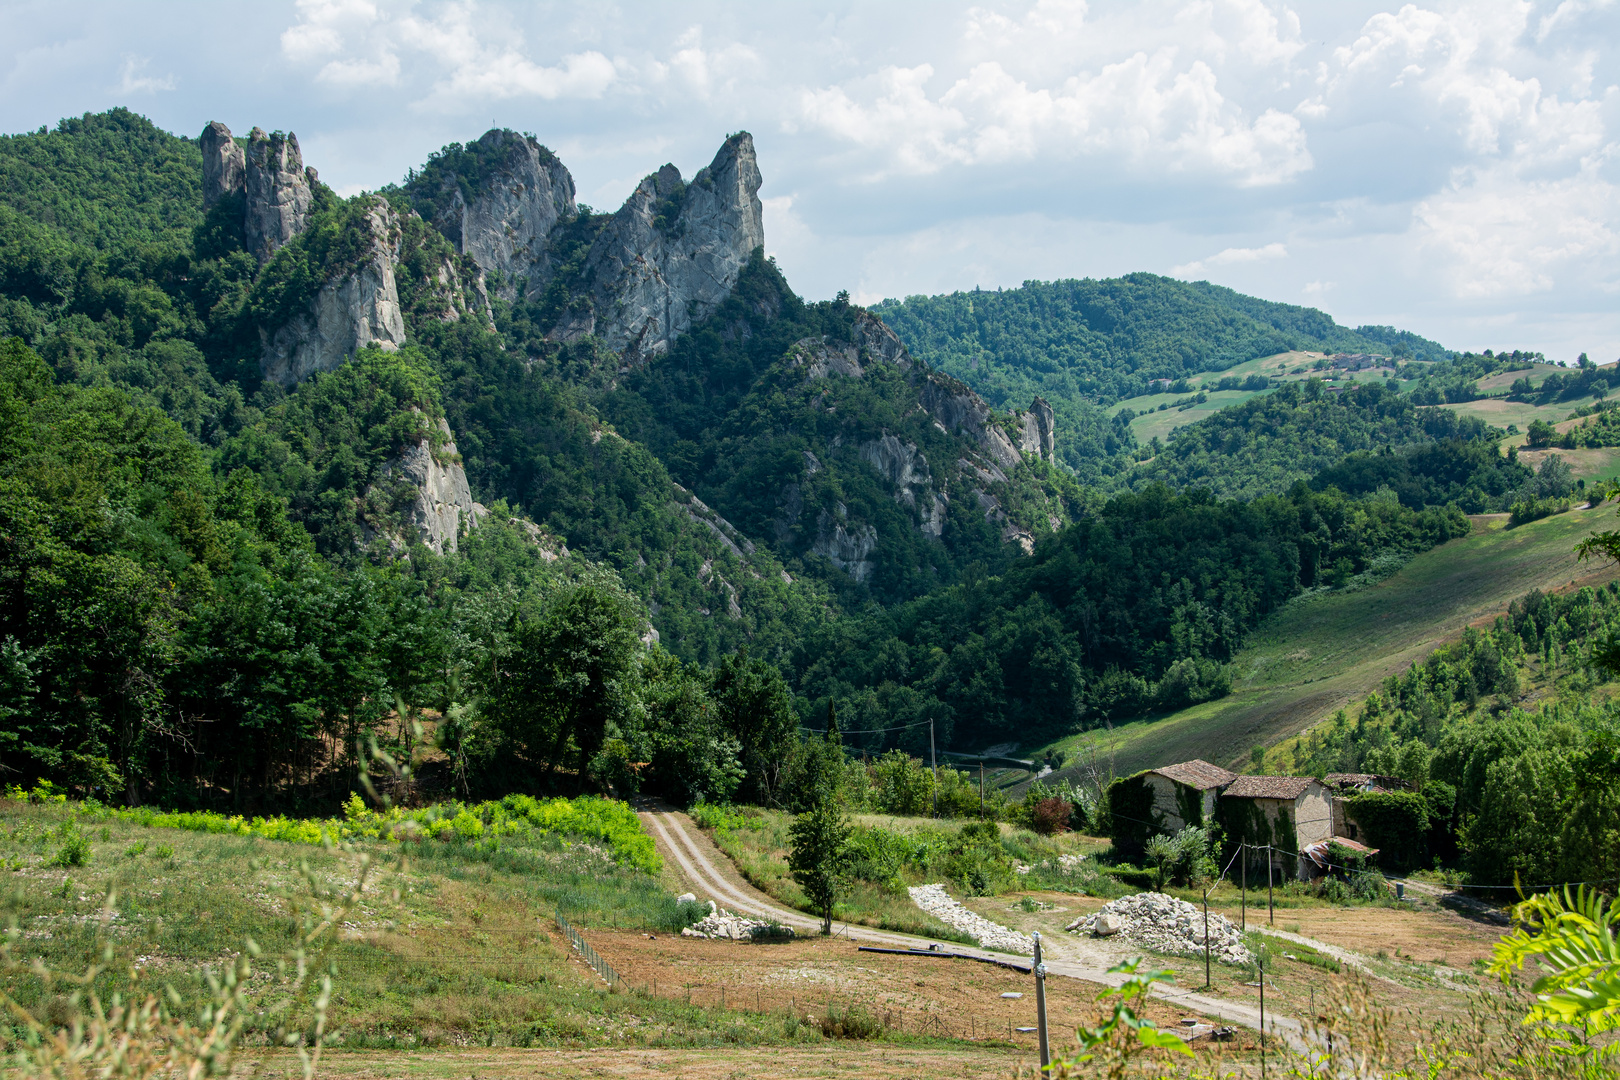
116,55,174,94
278,0,618,102
799,49,1312,185
1171,241,1287,276
1416,161,1620,298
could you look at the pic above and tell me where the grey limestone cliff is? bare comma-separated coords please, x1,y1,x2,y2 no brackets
919,372,1022,471
244,127,315,263
374,417,489,555
260,197,406,385
558,133,764,360
428,130,576,299
200,121,245,209
1016,397,1056,465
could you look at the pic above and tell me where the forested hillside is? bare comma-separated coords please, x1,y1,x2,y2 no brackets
0,108,1507,814
1281,582,1620,887
873,276,1449,480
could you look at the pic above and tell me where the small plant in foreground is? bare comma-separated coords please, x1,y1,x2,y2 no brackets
1045,958,1192,1076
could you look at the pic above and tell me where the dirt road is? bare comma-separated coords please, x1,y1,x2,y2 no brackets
638,805,1294,1038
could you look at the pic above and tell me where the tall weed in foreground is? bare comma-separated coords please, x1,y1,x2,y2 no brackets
0,842,387,1079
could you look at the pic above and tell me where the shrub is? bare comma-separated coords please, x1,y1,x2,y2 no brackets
49,828,90,868
1031,796,1073,836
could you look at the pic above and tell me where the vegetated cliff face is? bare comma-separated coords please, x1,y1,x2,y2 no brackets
258,196,406,385
768,307,1068,574
419,129,577,299
373,417,489,555
569,134,765,360
439,130,765,361
243,128,315,262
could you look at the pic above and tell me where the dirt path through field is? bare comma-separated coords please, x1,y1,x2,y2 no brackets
637,805,1294,1038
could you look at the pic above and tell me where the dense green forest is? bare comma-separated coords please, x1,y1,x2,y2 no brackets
1127,379,1510,502
792,484,1468,750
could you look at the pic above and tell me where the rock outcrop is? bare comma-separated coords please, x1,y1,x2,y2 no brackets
860,433,947,538
428,129,576,299
920,372,1022,471
374,417,489,555
259,197,405,385
244,128,315,263
200,121,245,209
561,134,764,360
812,507,878,583
1017,397,1056,464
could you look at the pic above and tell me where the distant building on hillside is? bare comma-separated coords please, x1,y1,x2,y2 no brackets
1219,775,1333,881
1140,759,1237,832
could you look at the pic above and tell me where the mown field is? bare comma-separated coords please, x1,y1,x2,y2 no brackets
1036,503,1620,777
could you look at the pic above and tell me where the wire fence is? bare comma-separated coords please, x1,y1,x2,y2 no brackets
555,912,621,987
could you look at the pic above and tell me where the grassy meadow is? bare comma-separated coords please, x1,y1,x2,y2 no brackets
0,795,817,1051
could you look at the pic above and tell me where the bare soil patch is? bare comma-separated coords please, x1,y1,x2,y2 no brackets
582,929,1227,1047
248,1044,1032,1078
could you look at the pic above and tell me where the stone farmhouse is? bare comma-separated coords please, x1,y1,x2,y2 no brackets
1137,759,1395,880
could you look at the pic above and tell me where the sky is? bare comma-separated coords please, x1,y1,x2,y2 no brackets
2,0,1617,359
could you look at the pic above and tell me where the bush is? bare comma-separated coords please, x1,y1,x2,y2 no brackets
1031,797,1073,836
1509,496,1572,526
49,827,90,868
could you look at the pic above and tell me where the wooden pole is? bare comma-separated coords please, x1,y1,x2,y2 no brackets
930,717,939,818
1267,845,1274,926
980,762,986,819
1240,842,1247,931
1202,887,1211,989
1259,962,1267,1078
1033,931,1050,1072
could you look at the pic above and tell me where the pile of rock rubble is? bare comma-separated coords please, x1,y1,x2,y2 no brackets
1065,892,1251,964
908,883,1033,955
679,899,794,941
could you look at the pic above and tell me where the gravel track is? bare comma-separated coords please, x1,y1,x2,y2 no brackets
634,806,1291,1038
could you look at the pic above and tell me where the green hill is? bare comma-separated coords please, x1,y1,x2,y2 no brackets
1036,506,1620,778
872,276,1449,480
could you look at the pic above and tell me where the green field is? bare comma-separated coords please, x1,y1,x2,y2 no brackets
1036,505,1620,779
1108,351,1437,445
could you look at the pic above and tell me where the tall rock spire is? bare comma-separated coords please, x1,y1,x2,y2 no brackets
244,128,314,262
563,132,766,360
199,121,245,209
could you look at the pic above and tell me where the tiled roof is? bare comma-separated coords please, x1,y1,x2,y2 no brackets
1150,759,1238,791
1324,773,1411,792
1224,775,1317,800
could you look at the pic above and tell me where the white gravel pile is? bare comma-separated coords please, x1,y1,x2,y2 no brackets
1065,892,1252,965
908,883,1034,955
681,909,794,940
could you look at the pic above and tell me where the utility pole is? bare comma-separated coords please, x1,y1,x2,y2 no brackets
1033,931,1050,1073
1267,844,1274,926
979,762,985,819
1240,842,1247,931
1202,886,1212,989
930,717,939,818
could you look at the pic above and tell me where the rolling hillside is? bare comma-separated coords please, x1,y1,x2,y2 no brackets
1036,505,1620,778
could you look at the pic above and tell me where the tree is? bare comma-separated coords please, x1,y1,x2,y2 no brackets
709,649,798,806
788,797,852,934
484,577,645,789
